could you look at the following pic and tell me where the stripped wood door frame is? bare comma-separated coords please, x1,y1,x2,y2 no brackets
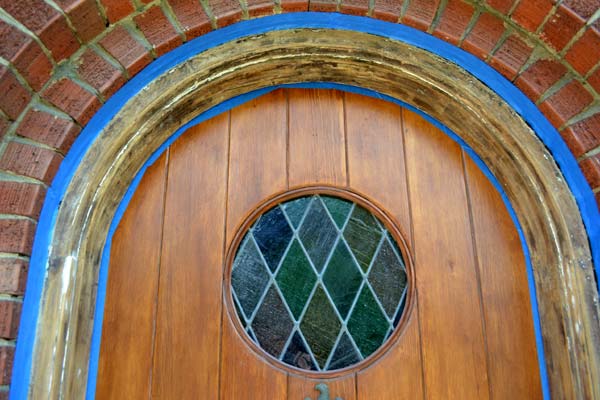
11,16,599,400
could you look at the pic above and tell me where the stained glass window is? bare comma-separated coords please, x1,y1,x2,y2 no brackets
230,194,408,371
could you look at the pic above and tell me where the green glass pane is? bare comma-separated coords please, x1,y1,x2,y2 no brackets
368,238,408,318
276,239,317,319
322,241,362,319
321,196,352,228
282,197,311,228
328,332,361,370
231,236,270,319
298,200,338,272
343,206,383,272
300,285,342,368
251,285,294,358
347,286,390,358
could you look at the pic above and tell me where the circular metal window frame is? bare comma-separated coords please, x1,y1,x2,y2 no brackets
224,185,416,377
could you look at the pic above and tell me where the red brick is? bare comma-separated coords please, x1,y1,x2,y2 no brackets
515,59,568,101
541,5,586,51
309,0,337,11
247,0,276,16
0,0,80,62
561,113,600,157
76,49,125,99
15,109,80,154
38,15,80,62
0,219,36,255
0,142,63,184
0,22,54,91
0,390,7,400
373,0,404,22
433,0,475,45
0,181,46,218
485,0,515,14
565,29,600,75
0,259,28,296
0,301,21,339
168,0,212,40
402,0,441,31
60,0,106,43
207,0,243,27
0,68,31,121
99,26,152,76
511,0,554,32
461,13,506,60
589,67,600,93
340,0,369,15
100,0,135,23
280,0,309,12
490,34,533,80
42,78,101,126
0,0,58,34
134,6,182,57
0,347,14,386
0,116,9,141
540,80,594,128
580,153,600,188
562,0,600,20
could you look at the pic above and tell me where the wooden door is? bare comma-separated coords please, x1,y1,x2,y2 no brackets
96,89,542,399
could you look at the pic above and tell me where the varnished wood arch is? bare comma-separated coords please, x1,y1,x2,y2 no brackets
25,29,599,399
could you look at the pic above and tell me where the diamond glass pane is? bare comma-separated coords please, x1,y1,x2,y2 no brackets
230,194,408,371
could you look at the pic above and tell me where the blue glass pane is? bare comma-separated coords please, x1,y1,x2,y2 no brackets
282,331,317,370
282,197,310,228
252,207,293,272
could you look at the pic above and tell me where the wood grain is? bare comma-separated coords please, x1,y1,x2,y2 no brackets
220,89,288,400
227,89,288,243
288,89,347,187
288,375,356,400
151,115,229,399
286,88,355,397
96,153,168,400
403,109,491,399
345,94,424,400
463,152,542,399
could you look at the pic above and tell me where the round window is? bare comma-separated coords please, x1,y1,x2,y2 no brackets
227,188,411,373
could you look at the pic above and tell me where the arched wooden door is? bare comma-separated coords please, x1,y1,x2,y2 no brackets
96,89,542,399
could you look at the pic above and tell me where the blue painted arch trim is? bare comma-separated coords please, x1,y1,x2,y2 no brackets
11,12,599,400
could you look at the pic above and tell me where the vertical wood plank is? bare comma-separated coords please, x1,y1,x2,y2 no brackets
227,89,288,243
96,153,168,400
287,89,355,398
288,89,346,187
151,115,229,399
344,93,424,400
463,153,542,399
404,109,490,399
220,90,288,400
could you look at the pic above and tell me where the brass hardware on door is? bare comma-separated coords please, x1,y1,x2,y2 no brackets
303,383,343,400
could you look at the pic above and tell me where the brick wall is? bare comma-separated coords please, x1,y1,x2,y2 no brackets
0,0,599,395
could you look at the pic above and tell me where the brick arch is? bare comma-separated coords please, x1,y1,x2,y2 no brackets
0,0,599,395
